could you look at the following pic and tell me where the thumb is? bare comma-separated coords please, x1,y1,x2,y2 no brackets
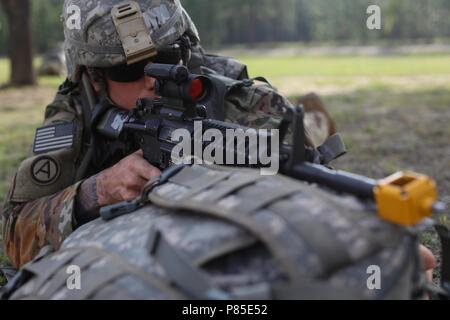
420,245,436,272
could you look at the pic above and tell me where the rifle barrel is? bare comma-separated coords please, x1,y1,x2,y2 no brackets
285,162,376,200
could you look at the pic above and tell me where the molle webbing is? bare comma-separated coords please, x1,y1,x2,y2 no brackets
12,247,185,300
147,165,373,282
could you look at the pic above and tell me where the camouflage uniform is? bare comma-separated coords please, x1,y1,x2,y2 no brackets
5,61,300,269
1,0,332,268
2,87,85,267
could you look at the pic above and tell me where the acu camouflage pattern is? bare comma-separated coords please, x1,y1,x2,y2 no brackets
224,79,292,130
8,164,422,300
63,0,200,82
1,87,86,268
2,182,83,269
217,76,319,147
2,50,325,268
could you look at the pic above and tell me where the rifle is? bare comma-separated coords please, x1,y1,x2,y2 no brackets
98,63,446,228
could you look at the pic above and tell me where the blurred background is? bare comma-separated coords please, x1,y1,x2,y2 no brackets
0,0,449,280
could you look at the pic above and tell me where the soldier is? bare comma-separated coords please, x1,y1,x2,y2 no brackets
1,0,435,283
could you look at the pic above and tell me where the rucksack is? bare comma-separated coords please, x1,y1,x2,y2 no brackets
3,164,431,300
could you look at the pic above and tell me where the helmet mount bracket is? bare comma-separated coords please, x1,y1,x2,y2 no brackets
111,1,158,65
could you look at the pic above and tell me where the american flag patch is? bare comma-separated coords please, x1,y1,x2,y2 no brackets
33,122,75,154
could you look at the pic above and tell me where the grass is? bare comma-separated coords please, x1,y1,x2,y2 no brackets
238,54,450,78
0,58,64,87
0,52,450,285
0,59,8,84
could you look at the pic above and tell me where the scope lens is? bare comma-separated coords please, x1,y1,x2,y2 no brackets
189,78,204,100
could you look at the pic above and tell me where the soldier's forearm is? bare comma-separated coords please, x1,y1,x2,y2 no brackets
74,174,101,226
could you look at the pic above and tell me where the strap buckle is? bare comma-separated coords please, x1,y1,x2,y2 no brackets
99,164,189,221
100,199,142,221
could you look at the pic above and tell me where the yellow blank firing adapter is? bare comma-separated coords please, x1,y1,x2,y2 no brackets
374,171,438,226
287,163,445,227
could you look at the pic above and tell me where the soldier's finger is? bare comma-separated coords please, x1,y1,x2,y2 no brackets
123,174,148,191
120,189,141,201
419,245,436,272
130,156,161,181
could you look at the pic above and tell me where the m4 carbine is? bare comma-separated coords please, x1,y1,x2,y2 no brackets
98,63,445,228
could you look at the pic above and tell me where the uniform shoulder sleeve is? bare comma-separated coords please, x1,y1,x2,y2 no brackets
224,79,318,147
224,79,291,129
7,90,85,203
188,45,249,80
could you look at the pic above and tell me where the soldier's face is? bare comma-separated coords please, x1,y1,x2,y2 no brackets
105,64,158,110
102,58,183,110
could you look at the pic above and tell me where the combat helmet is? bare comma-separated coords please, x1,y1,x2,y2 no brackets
62,0,200,82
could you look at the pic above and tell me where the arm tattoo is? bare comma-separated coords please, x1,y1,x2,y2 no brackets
78,174,100,215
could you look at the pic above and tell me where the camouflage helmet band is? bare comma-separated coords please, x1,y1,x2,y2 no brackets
66,39,124,55
66,3,183,54
148,2,183,45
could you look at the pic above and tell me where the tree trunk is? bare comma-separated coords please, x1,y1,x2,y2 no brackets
0,0,36,86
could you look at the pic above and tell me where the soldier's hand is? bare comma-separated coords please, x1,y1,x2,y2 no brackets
420,245,436,283
97,149,161,206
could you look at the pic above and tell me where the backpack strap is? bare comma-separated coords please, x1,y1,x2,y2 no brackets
147,228,230,299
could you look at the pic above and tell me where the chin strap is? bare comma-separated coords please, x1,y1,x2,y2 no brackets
76,69,112,181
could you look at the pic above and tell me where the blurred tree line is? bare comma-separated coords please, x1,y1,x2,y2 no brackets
184,0,450,46
1,0,450,56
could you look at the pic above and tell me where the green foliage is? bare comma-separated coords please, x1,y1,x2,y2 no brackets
182,0,450,48
31,0,64,54
1,0,450,54
0,0,63,55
